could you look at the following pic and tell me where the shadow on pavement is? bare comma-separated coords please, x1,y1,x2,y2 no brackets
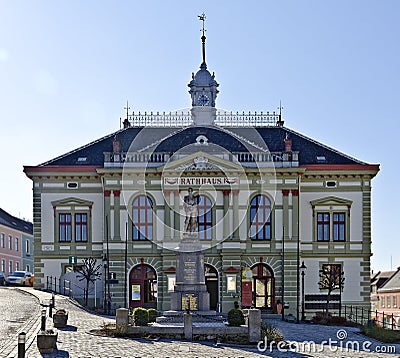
40,349,69,357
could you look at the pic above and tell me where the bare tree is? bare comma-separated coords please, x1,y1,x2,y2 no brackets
318,264,345,314
76,257,102,306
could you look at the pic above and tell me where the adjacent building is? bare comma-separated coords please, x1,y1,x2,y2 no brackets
24,25,379,316
0,208,33,275
373,268,400,328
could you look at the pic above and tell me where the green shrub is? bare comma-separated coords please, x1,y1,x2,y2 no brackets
227,308,245,326
132,307,149,326
261,321,284,343
311,312,347,326
362,325,400,343
148,308,158,323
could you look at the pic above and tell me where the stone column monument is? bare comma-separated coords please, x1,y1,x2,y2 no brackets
170,188,210,311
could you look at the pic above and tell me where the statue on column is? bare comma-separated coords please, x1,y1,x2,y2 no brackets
183,187,200,233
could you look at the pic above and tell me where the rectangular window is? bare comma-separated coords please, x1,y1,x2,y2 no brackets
15,262,19,271
59,213,72,242
1,259,5,272
317,213,330,241
387,296,391,308
9,261,13,275
75,213,88,242
321,264,342,289
26,264,30,272
26,239,30,254
381,296,385,308
1,233,4,248
8,235,12,250
333,213,346,241
393,296,397,308
15,237,19,252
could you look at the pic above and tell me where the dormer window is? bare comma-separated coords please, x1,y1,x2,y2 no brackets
316,156,327,163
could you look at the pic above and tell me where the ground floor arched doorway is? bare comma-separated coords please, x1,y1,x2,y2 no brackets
251,263,275,310
129,263,157,309
205,264,218,311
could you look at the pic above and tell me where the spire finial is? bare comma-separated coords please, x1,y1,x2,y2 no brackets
278,101,283,117
277,101,285,127
124,100,130,119
123,101,131,128
198,13,207,68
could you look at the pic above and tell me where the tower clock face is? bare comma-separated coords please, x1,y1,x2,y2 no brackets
198,94,209,106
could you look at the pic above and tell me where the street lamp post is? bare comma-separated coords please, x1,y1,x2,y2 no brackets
103,253,108,314
300,261,307,321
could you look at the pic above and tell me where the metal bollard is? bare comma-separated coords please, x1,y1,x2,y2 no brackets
18,332,26,358
49,301,53,318
41,310,46,331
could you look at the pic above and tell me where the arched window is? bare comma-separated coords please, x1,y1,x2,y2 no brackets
198,195,212,240
132,195,153,241
249,195,271,240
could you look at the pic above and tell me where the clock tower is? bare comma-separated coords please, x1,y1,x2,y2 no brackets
188,14,219,126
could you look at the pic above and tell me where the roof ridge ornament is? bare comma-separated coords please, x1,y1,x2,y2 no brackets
198,13,207,69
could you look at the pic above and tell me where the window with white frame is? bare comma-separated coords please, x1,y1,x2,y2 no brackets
52,197,93,244
26,264,30,272
387,296,391,308
1,233,4,248
1,259,5,272
249,194,272,240
15,262,19,271
393,295,397,308
8,235,12,250
26,239,30,254
132,195,153,241
8,261,13,274
311,196,352,242
15,237,19,252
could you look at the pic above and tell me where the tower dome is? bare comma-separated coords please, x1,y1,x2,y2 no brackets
188,14,219,110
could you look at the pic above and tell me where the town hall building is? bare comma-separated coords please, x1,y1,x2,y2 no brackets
24,20,379,318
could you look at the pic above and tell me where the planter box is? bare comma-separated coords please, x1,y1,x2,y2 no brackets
37,331,58,353
53,312,68,328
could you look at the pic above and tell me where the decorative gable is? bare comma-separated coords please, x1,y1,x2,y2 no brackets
51,197,93,208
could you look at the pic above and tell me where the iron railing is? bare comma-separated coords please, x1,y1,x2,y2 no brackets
124,110,281,127
341,305,400,330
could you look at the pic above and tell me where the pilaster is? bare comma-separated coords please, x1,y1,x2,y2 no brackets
113,190,121,241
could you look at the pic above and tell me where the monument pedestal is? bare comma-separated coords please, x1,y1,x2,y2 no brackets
170,233,210,311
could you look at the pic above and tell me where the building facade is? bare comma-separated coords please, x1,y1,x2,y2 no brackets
0,208,33,275
24,29,379,317
374,268,400,328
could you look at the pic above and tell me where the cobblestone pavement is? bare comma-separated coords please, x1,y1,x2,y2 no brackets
0,286,40,356
3,287,400,358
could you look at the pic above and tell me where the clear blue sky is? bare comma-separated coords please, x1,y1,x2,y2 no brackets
1,1,398,271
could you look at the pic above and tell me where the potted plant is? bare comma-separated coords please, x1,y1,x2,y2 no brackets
53,309,68,328
37,329,58,353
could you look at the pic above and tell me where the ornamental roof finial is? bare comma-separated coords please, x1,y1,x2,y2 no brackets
198,13,207,69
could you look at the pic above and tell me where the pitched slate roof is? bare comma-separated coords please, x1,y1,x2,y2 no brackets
0,208,33,235
371,270,397,289
39,125,364,167
378,268,400,292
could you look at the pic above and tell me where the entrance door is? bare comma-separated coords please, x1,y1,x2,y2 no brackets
252,263,275,310
205,264,218,310
129,264,157,309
